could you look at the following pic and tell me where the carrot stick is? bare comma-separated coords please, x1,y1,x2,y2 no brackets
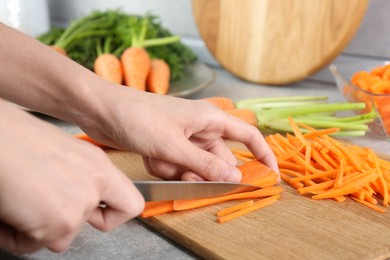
147,59,170,94
141,201,174,218
173,187,283,211
217,195,279,223
74,133,107,148
351,197,385,213
302,128,340,139
230,148,254,158
204,97,236,110
312,172,378,200
234,154,253,162
216,200,254,217
281,173,304,189
333,160,345,188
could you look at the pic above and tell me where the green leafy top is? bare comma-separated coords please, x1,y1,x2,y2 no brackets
37,10,197,80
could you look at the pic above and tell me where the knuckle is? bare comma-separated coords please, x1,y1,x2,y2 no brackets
199,154,222,180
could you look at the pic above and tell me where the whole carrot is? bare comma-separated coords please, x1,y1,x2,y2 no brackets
147,59,170,94
94,53,123,84
121,47,151,90
94,38,123,85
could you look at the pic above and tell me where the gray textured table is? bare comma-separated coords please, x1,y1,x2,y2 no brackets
5,66,390,259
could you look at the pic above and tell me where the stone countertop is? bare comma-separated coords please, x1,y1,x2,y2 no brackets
12,66,390,260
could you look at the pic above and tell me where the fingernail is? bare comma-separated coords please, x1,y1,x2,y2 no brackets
223,166,242,182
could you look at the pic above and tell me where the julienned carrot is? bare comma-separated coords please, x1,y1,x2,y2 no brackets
234,118,389,212
146,59,170,94
351,197,385,213
121,47,151,90
216,200,254,217
141,201,174,218
226,109,258,126
204,97,236,110
217,195,280,223
173,186,283,211
140,160,282,219
74,133,107,148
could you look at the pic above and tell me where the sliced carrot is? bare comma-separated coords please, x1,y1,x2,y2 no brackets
141,201,174,218
217,195,280,223
173,186,283,211
74,133,107,148
216,200,254,217
351,197,385,213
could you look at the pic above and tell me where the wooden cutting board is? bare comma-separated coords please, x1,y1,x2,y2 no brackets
192,0,369,85
106,143,390,260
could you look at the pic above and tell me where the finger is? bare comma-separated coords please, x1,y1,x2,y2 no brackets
0,222,43,254
181,171,206,181
163,137,242,182
46,230,78,253
87,169,145,231
222,115,279,173
201,137,237,166
143,156,185,180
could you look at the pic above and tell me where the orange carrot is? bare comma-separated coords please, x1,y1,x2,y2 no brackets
216,195,279,223
141,201,174,218
50,45,67,56
74,133,107,148
204,97,236,110
238,160,280,189
121,47,151,90
173,186,283,211
94,53,123,85
216,200,254,217
226,109,258,126
146,59,170,94
351,197,385,213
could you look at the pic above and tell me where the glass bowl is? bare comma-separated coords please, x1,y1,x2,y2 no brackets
329,61,390,139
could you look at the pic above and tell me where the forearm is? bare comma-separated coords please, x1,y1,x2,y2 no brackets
0,23,107,126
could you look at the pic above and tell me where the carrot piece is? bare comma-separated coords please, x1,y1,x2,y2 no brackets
333,159,345,188
217,195,280,223
141,201,174,218
312,172,378,200
146,59,170,94
304,143,312,175
238,160,279,188
302,128,340,139
234,154,253,162
216,200,254,217
230,148,254,159
288,117,306,145
173,187,283,211
204,97,236,110
226,109,258,126
74,133,107,148
332,196,346,203
351,197,385,213
94,53,123,85
121,47,151,90
281,173,304,189
291,169,338,183
277,159,305,172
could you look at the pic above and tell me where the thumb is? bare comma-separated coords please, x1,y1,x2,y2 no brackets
167,139,242,182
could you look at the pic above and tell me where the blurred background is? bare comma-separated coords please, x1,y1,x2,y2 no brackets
1,0,390,83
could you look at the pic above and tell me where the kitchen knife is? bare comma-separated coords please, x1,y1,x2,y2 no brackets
133,180,255,201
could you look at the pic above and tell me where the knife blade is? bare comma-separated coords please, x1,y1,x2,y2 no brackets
132,180,256,201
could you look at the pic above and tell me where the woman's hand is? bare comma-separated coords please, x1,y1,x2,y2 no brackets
79,87,279,182
0,102,144,254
